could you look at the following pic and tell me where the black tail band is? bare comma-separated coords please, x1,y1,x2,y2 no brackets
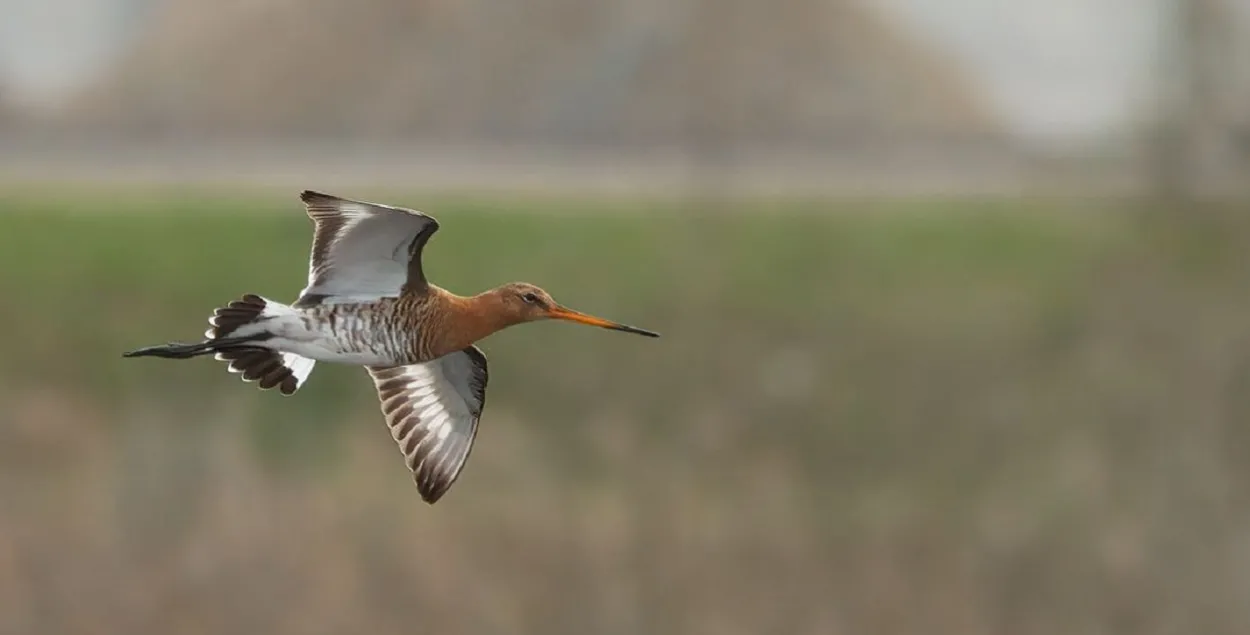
122,335,268,359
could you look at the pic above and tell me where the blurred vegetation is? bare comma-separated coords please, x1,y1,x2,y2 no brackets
2,190,1250,634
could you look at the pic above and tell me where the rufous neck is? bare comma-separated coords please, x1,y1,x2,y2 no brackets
426,288,514,357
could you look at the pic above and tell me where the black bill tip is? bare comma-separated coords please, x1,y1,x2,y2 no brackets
609,324,661,338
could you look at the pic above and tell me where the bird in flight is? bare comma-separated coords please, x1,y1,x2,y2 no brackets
124,190,659,503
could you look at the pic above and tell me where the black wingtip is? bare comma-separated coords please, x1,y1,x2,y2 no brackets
419,490,443,505
300,190,339,204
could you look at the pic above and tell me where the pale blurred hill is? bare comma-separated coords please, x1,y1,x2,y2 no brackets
65,0,1004,152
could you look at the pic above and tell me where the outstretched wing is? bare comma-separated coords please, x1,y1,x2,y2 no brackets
367,346,489,504
296,190,440,305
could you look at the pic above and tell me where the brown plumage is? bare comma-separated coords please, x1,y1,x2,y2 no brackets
124,190,659,504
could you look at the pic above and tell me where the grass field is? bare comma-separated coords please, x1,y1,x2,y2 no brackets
2,191,1249,634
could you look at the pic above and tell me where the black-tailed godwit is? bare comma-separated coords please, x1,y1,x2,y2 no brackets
124,190,659,503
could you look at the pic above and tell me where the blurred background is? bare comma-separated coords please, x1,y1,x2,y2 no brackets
1,1,1250,633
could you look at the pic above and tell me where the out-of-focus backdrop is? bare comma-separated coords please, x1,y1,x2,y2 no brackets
1,1,1249,634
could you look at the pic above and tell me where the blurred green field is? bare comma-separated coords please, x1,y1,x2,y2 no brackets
2,190,1250,634
0,192,1118,470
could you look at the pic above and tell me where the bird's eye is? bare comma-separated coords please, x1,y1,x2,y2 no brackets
521,292,538,304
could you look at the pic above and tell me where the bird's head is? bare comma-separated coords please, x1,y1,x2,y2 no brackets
489,282,660,337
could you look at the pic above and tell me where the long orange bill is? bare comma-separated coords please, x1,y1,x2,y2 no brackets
547,306,660,338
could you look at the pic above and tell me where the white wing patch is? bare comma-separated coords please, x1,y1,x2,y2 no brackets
298,191,439,305
367,346,489,503
283,353,317,387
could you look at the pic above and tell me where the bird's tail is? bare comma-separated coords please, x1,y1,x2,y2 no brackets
123,293,317,396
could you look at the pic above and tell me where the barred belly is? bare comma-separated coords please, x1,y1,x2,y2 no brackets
268,302,418,366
